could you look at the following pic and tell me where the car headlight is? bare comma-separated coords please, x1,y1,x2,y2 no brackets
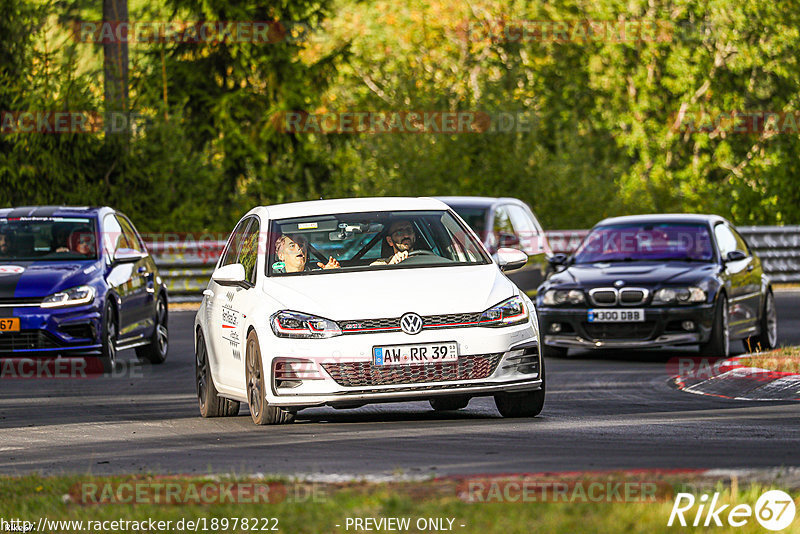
652,287,706,305
479,296,529,327
270,310,342,339
40,285,96,308
541,289,585,306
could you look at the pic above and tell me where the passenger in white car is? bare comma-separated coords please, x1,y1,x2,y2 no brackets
274,234,340,273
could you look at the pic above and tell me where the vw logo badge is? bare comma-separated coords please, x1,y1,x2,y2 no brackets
400,313,423,335
614,280,625,288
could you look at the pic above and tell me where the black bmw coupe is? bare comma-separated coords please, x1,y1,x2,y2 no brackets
536,214,777,358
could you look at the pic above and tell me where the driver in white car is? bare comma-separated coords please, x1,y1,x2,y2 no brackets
371,219,417,265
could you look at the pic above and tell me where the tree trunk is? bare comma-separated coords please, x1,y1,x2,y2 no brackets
103,0,129,136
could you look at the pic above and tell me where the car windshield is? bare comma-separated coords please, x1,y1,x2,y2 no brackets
0,216,98,261
268,210,491,276
451,207,487,235
573,223,714,264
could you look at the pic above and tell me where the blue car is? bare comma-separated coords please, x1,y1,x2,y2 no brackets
0,206,168,369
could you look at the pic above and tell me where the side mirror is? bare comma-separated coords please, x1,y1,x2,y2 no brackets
114,248,146,263
497,247,528,272
725,250,747,263
212,263,249,288
498,231,520,248
548,253,568,268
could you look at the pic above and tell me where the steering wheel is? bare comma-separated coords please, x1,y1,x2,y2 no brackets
407,250,435,257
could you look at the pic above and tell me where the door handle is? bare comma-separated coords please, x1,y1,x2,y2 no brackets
203,289,214,298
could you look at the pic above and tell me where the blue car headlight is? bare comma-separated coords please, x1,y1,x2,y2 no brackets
479,296,529,327
40,285,96,308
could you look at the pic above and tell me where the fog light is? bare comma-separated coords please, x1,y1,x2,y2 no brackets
273,357,324,389
550,323,562,333
682,321,695,331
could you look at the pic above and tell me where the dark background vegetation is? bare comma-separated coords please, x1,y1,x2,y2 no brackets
2,0,799,231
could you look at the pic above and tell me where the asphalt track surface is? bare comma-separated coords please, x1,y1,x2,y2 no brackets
1,292,799,478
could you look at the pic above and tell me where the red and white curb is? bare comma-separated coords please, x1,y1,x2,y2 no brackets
672,354,800,401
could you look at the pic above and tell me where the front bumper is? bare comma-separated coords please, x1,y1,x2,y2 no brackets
539,303,716,349
0,303,102,356
260,322,542,408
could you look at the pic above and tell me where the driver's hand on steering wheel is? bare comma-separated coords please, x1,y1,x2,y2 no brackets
388,251,409,264
317,256,341,269
55,247,69,253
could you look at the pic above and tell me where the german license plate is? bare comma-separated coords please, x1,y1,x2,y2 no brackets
373,342,458,366
0,318,20,332
588,309,644,323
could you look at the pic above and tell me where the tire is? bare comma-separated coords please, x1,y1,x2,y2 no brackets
246,330,294,425
743,290,778,353
429,396,470,411
700,294,730,357
136,295,169,364
494,358,546,418
101,301,118,373
541,344,568,358
196,330,240,417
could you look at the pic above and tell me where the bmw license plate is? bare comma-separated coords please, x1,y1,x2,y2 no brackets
373,342,458,367
587,309,645,323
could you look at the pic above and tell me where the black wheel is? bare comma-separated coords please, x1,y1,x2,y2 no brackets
246,330,294,425
196,330,240,417
541,344,568,358
101,301,118,373
429,396,470,411
744,290,777,353
700,293,730,357
494,358,546,418
136,295,169,364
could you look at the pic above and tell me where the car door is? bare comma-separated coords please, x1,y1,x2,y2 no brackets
208,217,255,391
505,203,548,292
102,214,141,338
730,225,763,332
714,222,757,336
116,214,154,338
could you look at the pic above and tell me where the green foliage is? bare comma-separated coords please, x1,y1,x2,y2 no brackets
1,0,800,230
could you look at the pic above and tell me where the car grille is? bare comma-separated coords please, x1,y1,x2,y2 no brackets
590,289,617,306
619,289,645,304
322,353,503,387
582,321,656,340
0,330,62,351
338,312,484,334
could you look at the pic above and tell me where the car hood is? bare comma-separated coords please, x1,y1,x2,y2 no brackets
0,260,101,299
550,261,719,287
264,264,516,319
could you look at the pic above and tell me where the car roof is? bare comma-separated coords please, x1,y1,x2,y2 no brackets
255,197,451,220
595,213,727,227
0,206,108,219
435,196,528,209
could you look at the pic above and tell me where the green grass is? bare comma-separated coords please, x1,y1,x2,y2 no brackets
1,474,799,533
737,346,800,374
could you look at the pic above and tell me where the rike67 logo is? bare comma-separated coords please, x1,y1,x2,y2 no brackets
668,490,796,530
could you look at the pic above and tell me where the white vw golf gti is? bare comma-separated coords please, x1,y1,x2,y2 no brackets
195,198,544,424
